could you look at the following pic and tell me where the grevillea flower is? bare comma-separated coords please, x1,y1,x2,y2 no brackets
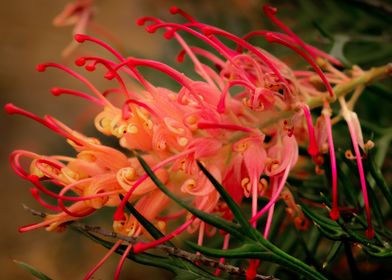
7,5,377,279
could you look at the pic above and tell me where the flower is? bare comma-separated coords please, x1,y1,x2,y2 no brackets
6,4,376,279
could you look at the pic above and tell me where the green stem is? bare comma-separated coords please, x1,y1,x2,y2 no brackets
255,236,328,280
259,63,392,130
308,63,392,108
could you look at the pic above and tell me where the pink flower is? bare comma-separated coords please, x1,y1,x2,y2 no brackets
6,4,376,279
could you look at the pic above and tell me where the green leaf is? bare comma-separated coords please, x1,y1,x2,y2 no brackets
322,241,343,268
136,155,243,239
13,260,52,280
365,177,386,228
301,203,349,240
329,34,352,66
188,240,327,280
253,233,328,280
121,193,223,276
74,227,171,270
138,156,327,279
312,21,333,41
334,153,358,207
364,245,392,259
368,149,392,207
187,241,263,258
75,227,222,279
120,194,170,244
316,194,392,259
196,161,253,235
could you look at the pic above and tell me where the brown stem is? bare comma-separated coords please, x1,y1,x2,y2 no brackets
22,205,277,280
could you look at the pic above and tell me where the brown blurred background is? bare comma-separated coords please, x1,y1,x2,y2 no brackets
0,1,158,279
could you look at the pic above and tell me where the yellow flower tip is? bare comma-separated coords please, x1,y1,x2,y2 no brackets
364,140,375,150
345,150,355,160
156,221,167,233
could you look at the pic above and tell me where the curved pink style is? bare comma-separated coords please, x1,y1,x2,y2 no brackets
6,4,372,278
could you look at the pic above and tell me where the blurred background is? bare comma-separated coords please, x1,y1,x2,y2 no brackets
1,0,391,279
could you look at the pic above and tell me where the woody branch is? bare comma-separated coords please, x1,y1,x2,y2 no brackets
23,205,277,280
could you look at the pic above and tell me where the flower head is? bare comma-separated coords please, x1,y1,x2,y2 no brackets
7,4,378,279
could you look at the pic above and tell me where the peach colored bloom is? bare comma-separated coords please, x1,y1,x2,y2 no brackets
6,4,376,279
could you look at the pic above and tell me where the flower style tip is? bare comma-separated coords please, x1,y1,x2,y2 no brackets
329,208,340,221
169,6,180,15
74,33,87,43
136,18,146,26
365,227,375,239
113,208,126,222
27,174,40,182
50,87,62,96
246,259,260,280
4,103,19,115
263,5,278,16
36,64,47,72
302,105,319,157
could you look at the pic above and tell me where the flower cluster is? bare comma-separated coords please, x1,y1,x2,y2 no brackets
7,5,376,279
